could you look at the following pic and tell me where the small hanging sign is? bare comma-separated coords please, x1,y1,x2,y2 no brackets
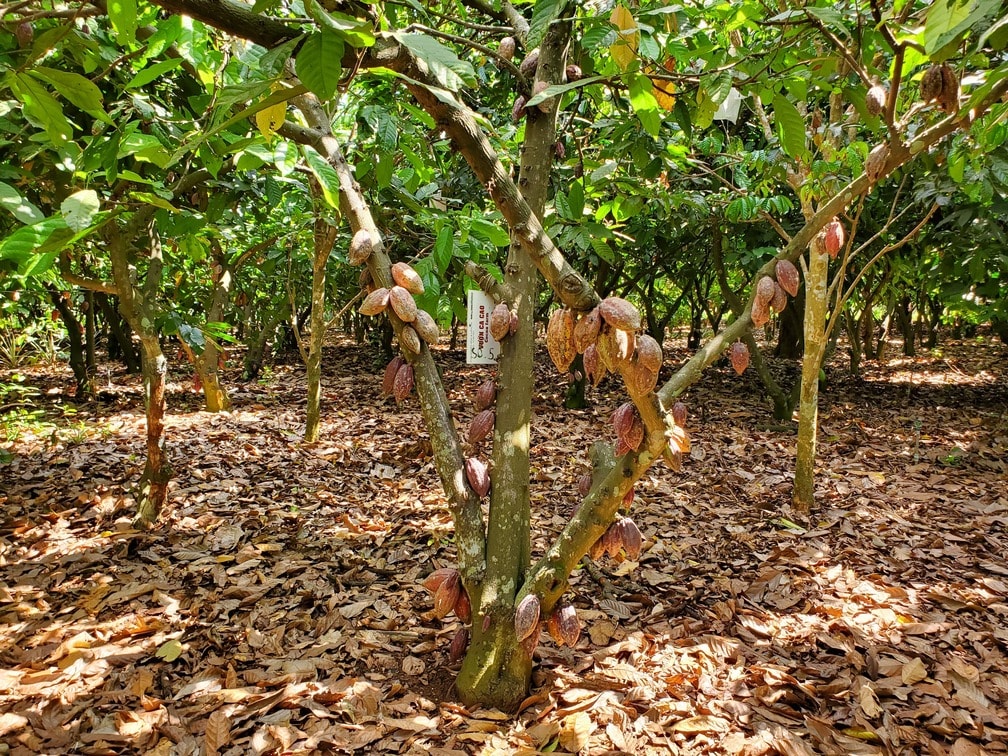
466,290,501,364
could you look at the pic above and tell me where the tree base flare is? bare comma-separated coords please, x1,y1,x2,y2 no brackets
455,617,533,712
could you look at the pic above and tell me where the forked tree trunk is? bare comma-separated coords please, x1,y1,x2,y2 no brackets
455,21,569,710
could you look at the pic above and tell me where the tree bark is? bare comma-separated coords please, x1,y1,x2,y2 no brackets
305,213,336,442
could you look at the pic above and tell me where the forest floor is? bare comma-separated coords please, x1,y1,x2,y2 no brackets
1,333,1007,756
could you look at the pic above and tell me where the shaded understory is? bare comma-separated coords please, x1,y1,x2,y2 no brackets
1,334,1006,755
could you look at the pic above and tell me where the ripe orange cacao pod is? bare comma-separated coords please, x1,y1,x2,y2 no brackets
610,326,636,365
389,286,418,323
729,341,750,375
474,379,497,411
776,259,800,297
434,571,461,618
672,401,687,428
634,333,663,373
393,362,414,403
824,218,845,259
391,262,425,295
469,409,495,446
413,308,440,345
514,594,541,641
599,296,641,332
449,626,469,662
770,282,788,314
359,287,389,316
669,424,690,455
490,302,511,342
546,308,577,373
465,457,490,498
348,228,374,266
573,307,602,353
548,604,581,647
422,567,458,594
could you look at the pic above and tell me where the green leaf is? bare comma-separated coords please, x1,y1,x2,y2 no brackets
0,182,44,225
8,73,72,144
0,217,66,276
568,182,584,219
177,322,205,354
29,68,112,124
295,31,344,100
155,638,184,662
130,192,179,213
527,0,565,50
107,0,137,45
393,32,476,91
433,225,453,276
526,75,605,107
61,190,101,232
628,73,661,137
126,59,183,89
307,0,375,47
925,0,1000,56
772,93,807,160
302,145,342,211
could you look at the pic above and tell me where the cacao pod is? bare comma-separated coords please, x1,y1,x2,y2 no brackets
669,423,691,455
389,285,418,323
622,486,635,508
16,21,33,47
576,472,592,497
729,341,750,375
588,537,606,560
509,310,519,335
449,627,469,662
512,95,528,122
548,604,581,648
776,259,800,297
770,282,788,314
519,49,539,77
520,622,541,656
755,276,776,308
413,308,440,345
634,333,663,373
573,307,602,353
422,567,459,594
920,64,943,103
598,325,635,368
469,409,495,446
393,362,414,403
490,302,511,342
865,143,888,184
358,267,372,291
391,262,425,295
583,343,604,385
612,402,636,441
617,517,643,560
938,64,959,112
599,296,641,332
824,218,845,259
865,84,887,116
434,571,461,618
615,436,633,457
751,297,770,329
514,594,541,640
601,522,622,558
465,457,491,498
546,308,577,374
629,359,659,396
382,356,406,396
348,228,374,266
499,36,516,60
400,325,422,356
474,379,497,411
565,64,582,82
359,287,389,316
672,401,687,427
625,416,645,452
454,589,471,623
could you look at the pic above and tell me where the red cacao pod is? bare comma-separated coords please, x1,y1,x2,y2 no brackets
422,567,458,594
449,626,469,662
729,341,750,375
474,379,497,411
469,409,495,446
514,594,541,640
393,363,414,403
634,333,663,373
672,401,687,428
775,259,800,297
465,457,490,498
434,571,461,618
548,604,581,647
382,356,406,396
824,218,845,259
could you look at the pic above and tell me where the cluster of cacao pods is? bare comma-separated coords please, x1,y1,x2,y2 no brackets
749,257,803,330
422,567,471,622
920,63,959,113
588,516,643,561
359,261,439,358
489,303,518,342
549,296,661,395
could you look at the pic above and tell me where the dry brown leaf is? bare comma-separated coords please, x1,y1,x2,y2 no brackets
203,709,231,756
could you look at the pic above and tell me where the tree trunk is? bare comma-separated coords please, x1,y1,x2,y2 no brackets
49,287,92,399
97,293,141,372
775,287,804,359
305,214,336,442
134,338,172,526
455,22,569,711
793,241,829,513
845,309,863,378
243,299,289,379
